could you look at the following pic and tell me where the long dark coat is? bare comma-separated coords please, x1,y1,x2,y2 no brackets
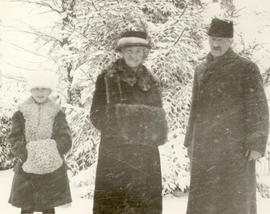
8,102,72,211
184,49,269,214
90,59,166,214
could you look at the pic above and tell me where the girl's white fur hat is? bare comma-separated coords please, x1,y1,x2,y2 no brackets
27,70,58,91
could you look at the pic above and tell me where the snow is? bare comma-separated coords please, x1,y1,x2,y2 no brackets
1,1,270,213
1,169,269,214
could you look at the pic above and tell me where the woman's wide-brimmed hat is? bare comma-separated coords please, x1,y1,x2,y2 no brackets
116,31,151,51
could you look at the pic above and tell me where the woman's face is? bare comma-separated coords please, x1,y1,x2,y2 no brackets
121,46,146,69
31,88,52,103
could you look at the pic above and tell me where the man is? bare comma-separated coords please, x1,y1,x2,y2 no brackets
184,18,269,214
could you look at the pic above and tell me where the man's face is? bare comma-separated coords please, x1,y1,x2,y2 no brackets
208,36,232,58
121,46,145,68
31,88,52,103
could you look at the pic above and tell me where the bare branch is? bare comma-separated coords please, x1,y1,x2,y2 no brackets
179,3,189,19
0,24,62,44
0,72,25,82
1,39,51,59
17,0,63,14
173,27,187,46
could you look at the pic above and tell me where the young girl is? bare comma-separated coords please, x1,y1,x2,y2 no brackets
8,70,72,214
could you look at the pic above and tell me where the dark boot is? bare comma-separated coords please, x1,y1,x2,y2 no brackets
21,209,33,214
42,208,55,214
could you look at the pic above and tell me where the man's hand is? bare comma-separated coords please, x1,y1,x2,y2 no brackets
245,150,262,161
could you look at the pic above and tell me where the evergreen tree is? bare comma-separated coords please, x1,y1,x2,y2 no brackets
20,0,206,194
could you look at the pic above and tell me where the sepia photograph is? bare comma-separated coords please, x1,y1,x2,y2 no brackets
0,0,270,213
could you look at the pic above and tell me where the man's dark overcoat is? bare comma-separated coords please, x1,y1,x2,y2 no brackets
90,59,167,214
184,48,269,214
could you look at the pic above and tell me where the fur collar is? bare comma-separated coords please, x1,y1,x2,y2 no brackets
19,97,60,142
197,48,239,85
104,59,155,92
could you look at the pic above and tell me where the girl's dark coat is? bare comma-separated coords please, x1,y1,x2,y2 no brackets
184,49,269,214
90,59,166,214
8,109,72,211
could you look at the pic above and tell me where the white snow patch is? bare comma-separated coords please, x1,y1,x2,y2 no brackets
1,169,269,213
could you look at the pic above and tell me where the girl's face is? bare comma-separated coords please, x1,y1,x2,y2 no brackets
121,46,146,69
31,88,52,104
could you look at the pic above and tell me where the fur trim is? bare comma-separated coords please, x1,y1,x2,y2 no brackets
19,97,60,142
104,59,156,92
115,104,167,146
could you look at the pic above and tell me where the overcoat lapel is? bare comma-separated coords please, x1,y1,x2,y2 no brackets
200,48,238,87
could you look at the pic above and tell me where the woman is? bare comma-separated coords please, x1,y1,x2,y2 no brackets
90,31,167,214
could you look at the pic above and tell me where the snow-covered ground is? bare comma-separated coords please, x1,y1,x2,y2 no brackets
0,169,269,214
